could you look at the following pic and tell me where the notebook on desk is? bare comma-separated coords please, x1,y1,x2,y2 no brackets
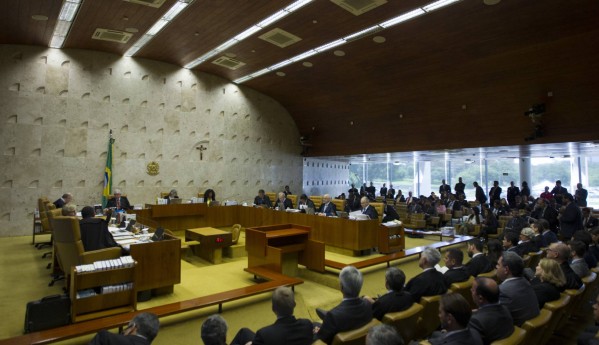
169,198,182,205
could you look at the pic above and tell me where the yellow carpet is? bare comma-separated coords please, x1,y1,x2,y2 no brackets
0,233,465,344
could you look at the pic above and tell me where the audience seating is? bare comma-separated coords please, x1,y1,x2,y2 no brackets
317,318,381,345
382,303,423,344
541,293,570,344
265,192,277,203
558,284,586,331
403,213,426,230
287,194,298,207
526,250,543,269
573,272,598,319
521,308,552,344
230,224,242,244
417,295,442,339
332,198,345,212
491,326,526,345
489,224,504,240
370,202,385,222
478,269,498,282
448,276,475,309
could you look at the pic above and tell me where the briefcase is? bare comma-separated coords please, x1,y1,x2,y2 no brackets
24,294,71,333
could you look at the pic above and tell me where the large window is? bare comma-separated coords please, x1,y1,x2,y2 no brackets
531,157,570,197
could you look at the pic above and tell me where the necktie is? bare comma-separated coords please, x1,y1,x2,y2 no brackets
116,198,120,209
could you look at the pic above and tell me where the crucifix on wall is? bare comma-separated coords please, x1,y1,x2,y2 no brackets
197,145,207,160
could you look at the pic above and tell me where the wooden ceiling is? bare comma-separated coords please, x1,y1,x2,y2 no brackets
2,0,599,157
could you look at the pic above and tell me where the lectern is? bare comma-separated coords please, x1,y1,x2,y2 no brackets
246,224,324,275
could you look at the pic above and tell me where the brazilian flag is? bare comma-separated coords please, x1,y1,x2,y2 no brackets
102,133,115,208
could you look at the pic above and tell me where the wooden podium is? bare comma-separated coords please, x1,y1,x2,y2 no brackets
246,224,325,275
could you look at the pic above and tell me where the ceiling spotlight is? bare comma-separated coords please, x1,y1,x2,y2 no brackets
483,0,501,5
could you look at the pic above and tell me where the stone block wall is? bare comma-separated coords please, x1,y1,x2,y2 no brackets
0,45,302,236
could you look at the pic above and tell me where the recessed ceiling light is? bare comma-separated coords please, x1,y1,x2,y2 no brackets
276,71,286,77
125,27,139,33
333,50,345,56
225,52,237,58
312,20,318,24
31,15,48,21
123,16,129,21
302,61,313,67
194,32,200,36
483,0,501,5
372,36,386,43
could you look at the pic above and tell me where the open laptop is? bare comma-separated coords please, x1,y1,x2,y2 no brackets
169,198,183,205
336,211,349,219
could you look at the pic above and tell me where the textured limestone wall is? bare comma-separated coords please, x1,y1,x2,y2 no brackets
302,158,350,198
0,44,302,236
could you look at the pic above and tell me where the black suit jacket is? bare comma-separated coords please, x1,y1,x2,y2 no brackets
275,198,293,210
506,186,520,205
468,304,514,345
89,330,150,345
439,184,451,195
254,195,272,208
444,267,471,286
316,298,373,344
540,206,559,231
513,240,538,258
498,277,540,326
253,315,313,345
465,254,493,277
542,231,558,246
53,198,65,209
489,186,502,204
405,268,448,303
454,182,465,196
475,186,487,204
430,328,483,345
560,202,583,238
371,290,413,320
561,261,583,290
79,218,120,252
318,202,337,216
106,197,132,211
362,205,379,220
532,280,561,308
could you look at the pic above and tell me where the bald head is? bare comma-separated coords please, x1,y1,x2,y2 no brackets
472,277,499,306
323,194,331,203
549,243,570,263
360,197,369,208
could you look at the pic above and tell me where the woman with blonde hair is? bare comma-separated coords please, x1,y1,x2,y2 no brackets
532,258,566,308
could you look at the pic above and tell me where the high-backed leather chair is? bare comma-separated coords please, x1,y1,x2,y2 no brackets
526,250,543,269
491,326,526,345
478,269,498,282
521,308,552,344
417,295,442,339
449,276,475,309
51,216,121,288
382,303,423,343
333,199,345,212
541,293,570,344
370,202,385,222
330,318,380,345
561,284,586,329
287,194,298,207
231,224,242,244
310,195,323,209
573,272,598,319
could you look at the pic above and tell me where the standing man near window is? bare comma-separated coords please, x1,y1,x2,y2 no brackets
455,177,466,198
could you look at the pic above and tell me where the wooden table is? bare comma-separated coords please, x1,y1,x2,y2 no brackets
186,227,232,264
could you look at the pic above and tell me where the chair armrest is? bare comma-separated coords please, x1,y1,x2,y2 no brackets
81,247,122,264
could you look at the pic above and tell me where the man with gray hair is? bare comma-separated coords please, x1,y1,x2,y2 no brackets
318,194,337,217
106,189,132,211
53,193,73,209
366,324,404,345
61,203,77,216
90,312,160,344
315,266,372,344
231,286,313,345
405,247,448,303
201,314,228,345
363,267,413,320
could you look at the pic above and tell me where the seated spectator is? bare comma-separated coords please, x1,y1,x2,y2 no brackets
61,203,77,216
577,294,599,345
479,208,498,240
504,209,528,237
569,240,591,278
496,252,540,326
405,247,448,302
428,293,483,345
363,267,413,320
572,230,598,269
254,189,272,208
360,197,379,220
531,258,566,308
469,277,514,345
90,312,159,345
536,218,558,247
546,242,583,290
231,287,312,345
443,248,471,285
458,207,482,235
465,239,493,277
366,324,404,345
502,232,519,253
513,228,539,257
201,314,228,345
486,239,503,269
79,206,124,253
53,193,73,209
315,266,372,344
317,194,337,216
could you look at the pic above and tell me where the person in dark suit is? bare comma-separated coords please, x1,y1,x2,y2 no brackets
387,184,396,200
274,192,293,210
439,179,451,195
254,189,272,208
298,194,316,213
79,206,124,253
429,293,483,345
444,248,471,285
473,182,487,205
454,177,466,198
551,180,568,197
53,193,73,209
569,240,590,278
348,184,358,196
231,287,313,345
163,189,179,203
465,239,493,277
366,324,403,345
360,197,379,220
496,251,540,326
283,185,292,196
535,219,558,246
405,247,448,302
201,314,228,345
531,258,566,308
546,242,583,290
559,193,583,239
106,189,132,211
468,277,514,345
575,183,589,207
90,312,159,345
380,183,388,198
366,182,376,200
520,181,531,200
395,190,406,203
513,228,539,258
364,267,413,321
533,198,559,232
488,181,502,206
315,266,373,344
318,194,337,216
578,295,599,345
582,208,599,230
506,181,520,208
382,200,400,223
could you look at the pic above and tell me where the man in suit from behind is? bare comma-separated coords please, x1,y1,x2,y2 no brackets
363,267,413,321
90,312,160,345
405,247,448,303
360,197,379,220
559,193,583,240
79,206,123,253
496,252,540,326
454,177,466,198
506,181,520,208
53,193,72,209
315,266,373,344
473,182,487,205
106,189,132,211
444,248,471,285
318,194,337,216
465,239,493,277
468,277,514,345
201,314,228,345
575,183,589,207
231,287,313,345
366,324,403,345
